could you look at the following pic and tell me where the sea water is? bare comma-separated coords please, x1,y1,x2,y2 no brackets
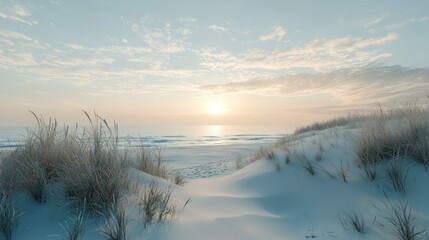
0,125,292,149
0,125,293,178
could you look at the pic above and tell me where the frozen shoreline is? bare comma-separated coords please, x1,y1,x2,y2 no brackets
163,142,274,179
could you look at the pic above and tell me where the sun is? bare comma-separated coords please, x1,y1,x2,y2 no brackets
204,98,228,116
207,105,225,115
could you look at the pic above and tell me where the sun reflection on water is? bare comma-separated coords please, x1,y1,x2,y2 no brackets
208,125,223,136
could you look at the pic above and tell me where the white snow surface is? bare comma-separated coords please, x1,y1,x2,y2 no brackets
8,126,429,239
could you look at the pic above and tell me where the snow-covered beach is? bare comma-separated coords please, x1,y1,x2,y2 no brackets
2,0,429,239
2,106,429,240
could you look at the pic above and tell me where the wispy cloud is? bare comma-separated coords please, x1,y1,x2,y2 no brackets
385,18,416,30
259,26,286,41
9,63,201,87
100,80,197,94
90,45,151,56
0,29,32,41
199,33,398,72
385,23,407,30
50,57,115,67
358,16,385,28
420,16,429,21
65,43,84,50
198,48,237,71
208,24,229,32
177,27,192,37
200,65,429,104
0,29,46,68
179,16,198,22
0,4,38,25
0,52,37,67
0,27,197,86
132,23,188,53
143,30,186,53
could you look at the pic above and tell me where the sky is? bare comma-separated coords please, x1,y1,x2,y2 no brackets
1,0,429,126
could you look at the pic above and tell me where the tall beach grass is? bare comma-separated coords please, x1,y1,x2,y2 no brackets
356,103,429,166
0,111,179,237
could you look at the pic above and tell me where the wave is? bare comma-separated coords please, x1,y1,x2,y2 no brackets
0,128,284,149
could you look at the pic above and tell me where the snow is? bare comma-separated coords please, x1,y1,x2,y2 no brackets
162,142,273,179
5,126,429,239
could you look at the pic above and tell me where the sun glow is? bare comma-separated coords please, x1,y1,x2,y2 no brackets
208,105,225,115
204,98,228,116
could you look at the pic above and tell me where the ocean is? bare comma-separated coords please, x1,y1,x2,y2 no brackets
0,125,292,149
0,125,292,178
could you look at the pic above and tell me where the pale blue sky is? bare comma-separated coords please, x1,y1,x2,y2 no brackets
1,0,428,126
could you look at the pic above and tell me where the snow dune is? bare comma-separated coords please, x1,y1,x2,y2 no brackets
3,122,429,239
163,127,429,240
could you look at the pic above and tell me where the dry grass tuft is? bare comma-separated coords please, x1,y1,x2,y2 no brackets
99,202,128,240
172,173,187,186
339,210,365,233
0,111,193,239
301,158,316,176
337,160,349,182
61,208,86,240
0,113,61,202
249,146,276,163
135,145,168,179
0,192,19,240
235,155,245,169
356,104,429,166
59,112,131,216
385,202,425,240
138,182,176,227
360,163,378,181
294,113,368,135
385,155,409,195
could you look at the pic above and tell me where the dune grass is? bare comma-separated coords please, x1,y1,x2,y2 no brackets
138,181,176,227
0,192,18,240
360,162,378,181
385,156,410,195
294,113,368,135
339,210,365,234
301,158,316,175
172,173,187,186
250,146,276,162
61,208,86,240
0,113,59,202
384,202,425,240
0,111,181,238
52,112,132,215
235,155,245,169
135,145,168,180
292,102,429,167
233,144,279,170
99,202,128,240
356,104,429,166
337,160,349,182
